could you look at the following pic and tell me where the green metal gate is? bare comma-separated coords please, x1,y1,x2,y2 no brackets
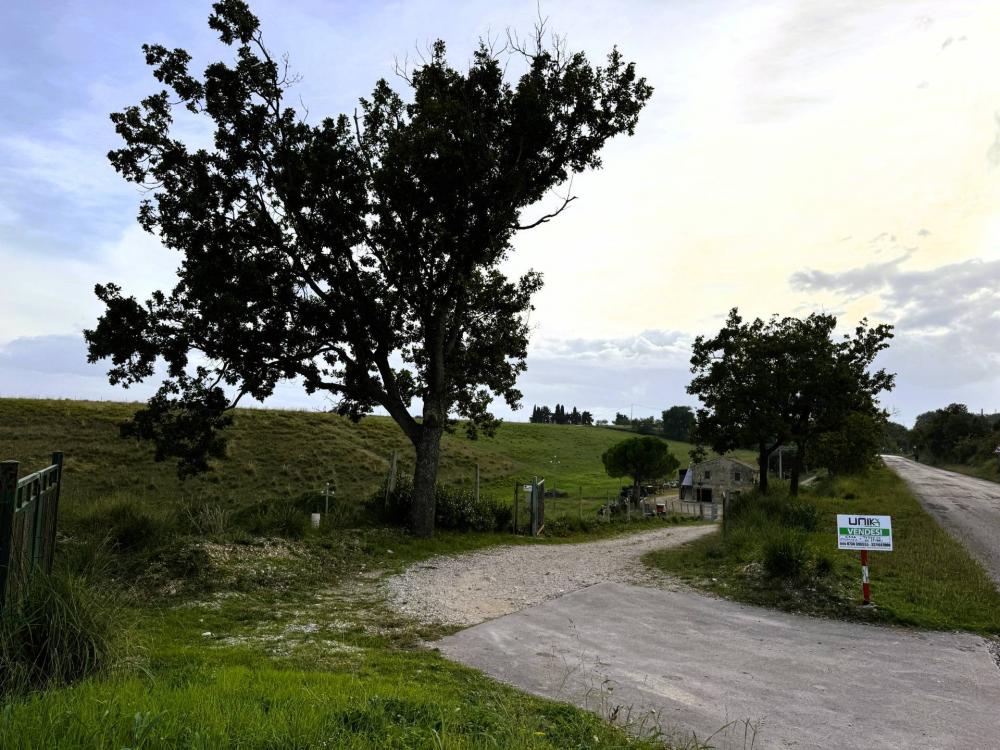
0,452,64,610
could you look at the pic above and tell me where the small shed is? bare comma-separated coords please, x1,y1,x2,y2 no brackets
682,456,757,504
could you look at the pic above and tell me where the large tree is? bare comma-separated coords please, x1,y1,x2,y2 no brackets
778,314,894,494
688,309,894,494
85,1,652,536
688,310,795,492
601,436,679,502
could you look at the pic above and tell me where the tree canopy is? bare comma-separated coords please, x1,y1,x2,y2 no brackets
84,0,652,536
911,404,999,464
688,309,894,493
601,436,679,496
661,405,695,441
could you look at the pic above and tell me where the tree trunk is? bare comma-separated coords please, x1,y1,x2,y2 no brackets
789,443,804,497
758,442,769,494
410,425,444,538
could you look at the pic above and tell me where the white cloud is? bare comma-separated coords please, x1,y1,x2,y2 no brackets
0,224,179,345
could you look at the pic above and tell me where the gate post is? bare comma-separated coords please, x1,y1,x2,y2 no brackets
0,461,20,609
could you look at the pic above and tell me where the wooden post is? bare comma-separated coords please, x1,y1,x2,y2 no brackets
44,452,63,572
384,450,398,511
475,464,480,504
0,461,19,610
513,483,519,535
579,485,583,522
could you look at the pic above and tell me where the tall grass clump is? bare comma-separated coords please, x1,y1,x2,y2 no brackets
761,528,810,579
0,571,131,696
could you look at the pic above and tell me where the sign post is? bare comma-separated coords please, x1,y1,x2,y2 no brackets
837,514,892,605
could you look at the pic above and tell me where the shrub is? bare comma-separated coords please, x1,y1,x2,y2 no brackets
367,481,512,532
544,516,598,536
0,572,129,696
83,501,162,552
233,498,309,539
783,503,819,532
813,552,834,578
762,529,809,579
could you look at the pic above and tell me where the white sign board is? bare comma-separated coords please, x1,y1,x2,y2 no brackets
837,515,893,551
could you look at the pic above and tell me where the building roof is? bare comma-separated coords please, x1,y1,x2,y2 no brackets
693,456,758,472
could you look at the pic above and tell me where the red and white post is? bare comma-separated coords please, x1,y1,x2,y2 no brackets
860,549,871,605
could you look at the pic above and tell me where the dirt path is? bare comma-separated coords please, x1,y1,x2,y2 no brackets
386,524,714,627
882,454,1000,587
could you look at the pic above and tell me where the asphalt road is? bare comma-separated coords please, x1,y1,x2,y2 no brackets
439,581,1000,749
882,454,1000,587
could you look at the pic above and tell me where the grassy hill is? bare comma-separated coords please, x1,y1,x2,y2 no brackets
0,398,727,517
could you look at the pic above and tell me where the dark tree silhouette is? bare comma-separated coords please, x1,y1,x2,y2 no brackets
85,1,652,536
688,308,893,494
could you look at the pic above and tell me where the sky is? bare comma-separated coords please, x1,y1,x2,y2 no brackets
2,0,999,427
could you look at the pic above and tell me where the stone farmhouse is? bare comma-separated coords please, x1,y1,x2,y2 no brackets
680,456,758,504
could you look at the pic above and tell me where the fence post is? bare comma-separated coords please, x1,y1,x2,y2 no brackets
475,464,480,504
0,461,19,610
513,482,519,535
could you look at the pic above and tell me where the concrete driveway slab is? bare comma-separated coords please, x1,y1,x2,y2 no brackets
439,582,1000,749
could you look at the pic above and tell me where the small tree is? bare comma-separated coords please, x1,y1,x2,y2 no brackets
602,436,679,502
84,1,652,537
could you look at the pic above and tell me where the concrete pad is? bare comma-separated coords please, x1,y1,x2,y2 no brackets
439,582,1000,749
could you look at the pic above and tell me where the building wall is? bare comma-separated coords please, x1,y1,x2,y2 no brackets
690,457,756,502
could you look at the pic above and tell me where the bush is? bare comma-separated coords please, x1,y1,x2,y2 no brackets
233,497,309,539
0,572,129,696
367,481,512,532
78,500,162,552
544,516,598,536
762,529,809,579
813,552,834,578
784,503,819,532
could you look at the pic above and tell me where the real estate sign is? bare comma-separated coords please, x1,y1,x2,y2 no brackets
837,514,893,551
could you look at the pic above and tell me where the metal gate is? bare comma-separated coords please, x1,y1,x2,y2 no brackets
0,452,64,609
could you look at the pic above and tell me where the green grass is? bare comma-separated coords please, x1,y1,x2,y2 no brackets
645,467,1000,634
0,520,694,749
0,398,730,508
1,398,718,748
937,459,1000,484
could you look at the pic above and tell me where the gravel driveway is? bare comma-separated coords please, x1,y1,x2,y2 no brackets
882,454,1000,587
386,524,714,627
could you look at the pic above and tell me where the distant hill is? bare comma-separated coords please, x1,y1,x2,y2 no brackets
0,399,736,510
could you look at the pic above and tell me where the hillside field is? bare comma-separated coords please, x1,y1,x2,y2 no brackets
0,398,745,520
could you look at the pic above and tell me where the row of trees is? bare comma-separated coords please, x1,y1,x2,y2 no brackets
610,406,696,441
688,309,894,495
529,405,594,425
910,404,1000,465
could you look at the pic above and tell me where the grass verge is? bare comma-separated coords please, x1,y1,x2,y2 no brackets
2,517,704,749
645,466,1000,634
937,460,1000,485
